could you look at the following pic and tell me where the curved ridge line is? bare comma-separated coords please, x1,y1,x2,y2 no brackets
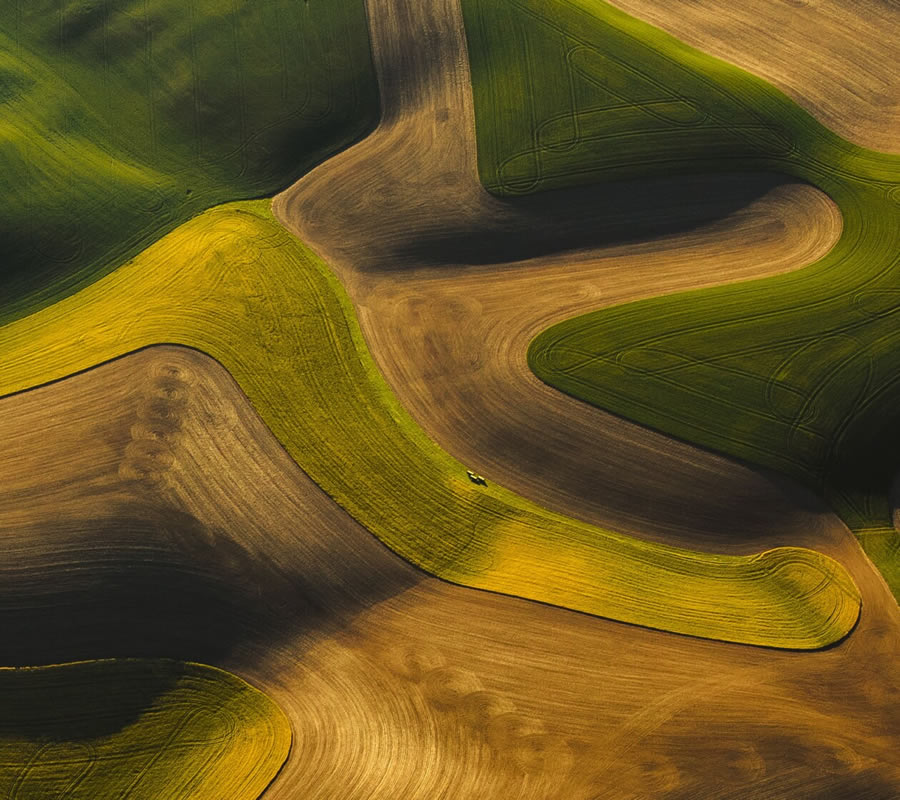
0,201,860,649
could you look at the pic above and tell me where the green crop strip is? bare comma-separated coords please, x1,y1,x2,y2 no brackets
0,660,290,799
0,0,378,326
459,0,900,599
0,201,860,648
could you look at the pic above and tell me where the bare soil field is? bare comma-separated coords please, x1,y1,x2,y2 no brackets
1,346,898,799
608,0,900,153
274,0,843,552
3,0,896,794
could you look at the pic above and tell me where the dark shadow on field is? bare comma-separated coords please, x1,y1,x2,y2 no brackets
621,723,900,800
0,660,181,741
392,173,803,269
0,503,422,669
820,396,900,532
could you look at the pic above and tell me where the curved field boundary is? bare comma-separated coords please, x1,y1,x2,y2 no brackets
3,347,898,797
458,0,900,598
606,0,900,154
0,659,290,799
271,0,848,562
0,201,859,648
0,0,378,326
1,346,897,798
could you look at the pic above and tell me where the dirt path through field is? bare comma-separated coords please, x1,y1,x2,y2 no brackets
1,347,897,799
273,0,844,552
608,0,900,153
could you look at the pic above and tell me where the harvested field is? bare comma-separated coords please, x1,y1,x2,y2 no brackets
0,346,897,799
0,0,377,325
0,202,857,647
608,0,900,152
479,0,900,594
1,0,897,794
0,659,289,799
273,0,843,556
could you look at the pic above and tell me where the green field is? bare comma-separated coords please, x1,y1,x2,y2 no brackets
0,660,290,799
0,0,377,326
458,0,900,597
0,200,860,648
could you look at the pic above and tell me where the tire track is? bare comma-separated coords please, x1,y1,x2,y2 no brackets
273,0,842,553
1,346,897,798
607,0,899,153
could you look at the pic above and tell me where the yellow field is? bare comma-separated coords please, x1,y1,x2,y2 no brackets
0,660,290,799
0,200,860,648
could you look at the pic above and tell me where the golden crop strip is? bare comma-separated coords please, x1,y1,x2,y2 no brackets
462,0,900,598
0,201,860,648
0,659,290,799
0,0,378,326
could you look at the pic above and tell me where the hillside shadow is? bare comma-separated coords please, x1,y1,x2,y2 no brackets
0,660,181,741
0,504,421,669
393,172,813,268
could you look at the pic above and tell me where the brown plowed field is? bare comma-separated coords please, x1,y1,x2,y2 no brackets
273,0,843,552
608,0,900,153
2,346,898,798
6,0,896,795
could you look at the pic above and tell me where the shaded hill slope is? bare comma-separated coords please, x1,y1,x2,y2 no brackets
0,0,377,324
1,346,897,798
0,201,859,647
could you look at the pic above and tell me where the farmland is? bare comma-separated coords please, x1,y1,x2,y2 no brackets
1,0,898,796
459,0,900,596
0,200,859,648
0,0,377,325
1,346,897,798
608,0,900,153
276,0,845,558
0,660,289,799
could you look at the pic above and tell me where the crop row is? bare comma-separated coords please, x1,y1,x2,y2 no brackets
0,659,289,799
0,200,860,648
459,0,900,599
0,0,378,326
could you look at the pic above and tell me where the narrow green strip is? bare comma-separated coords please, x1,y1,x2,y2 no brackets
0,201,860,648
456,0,899,599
